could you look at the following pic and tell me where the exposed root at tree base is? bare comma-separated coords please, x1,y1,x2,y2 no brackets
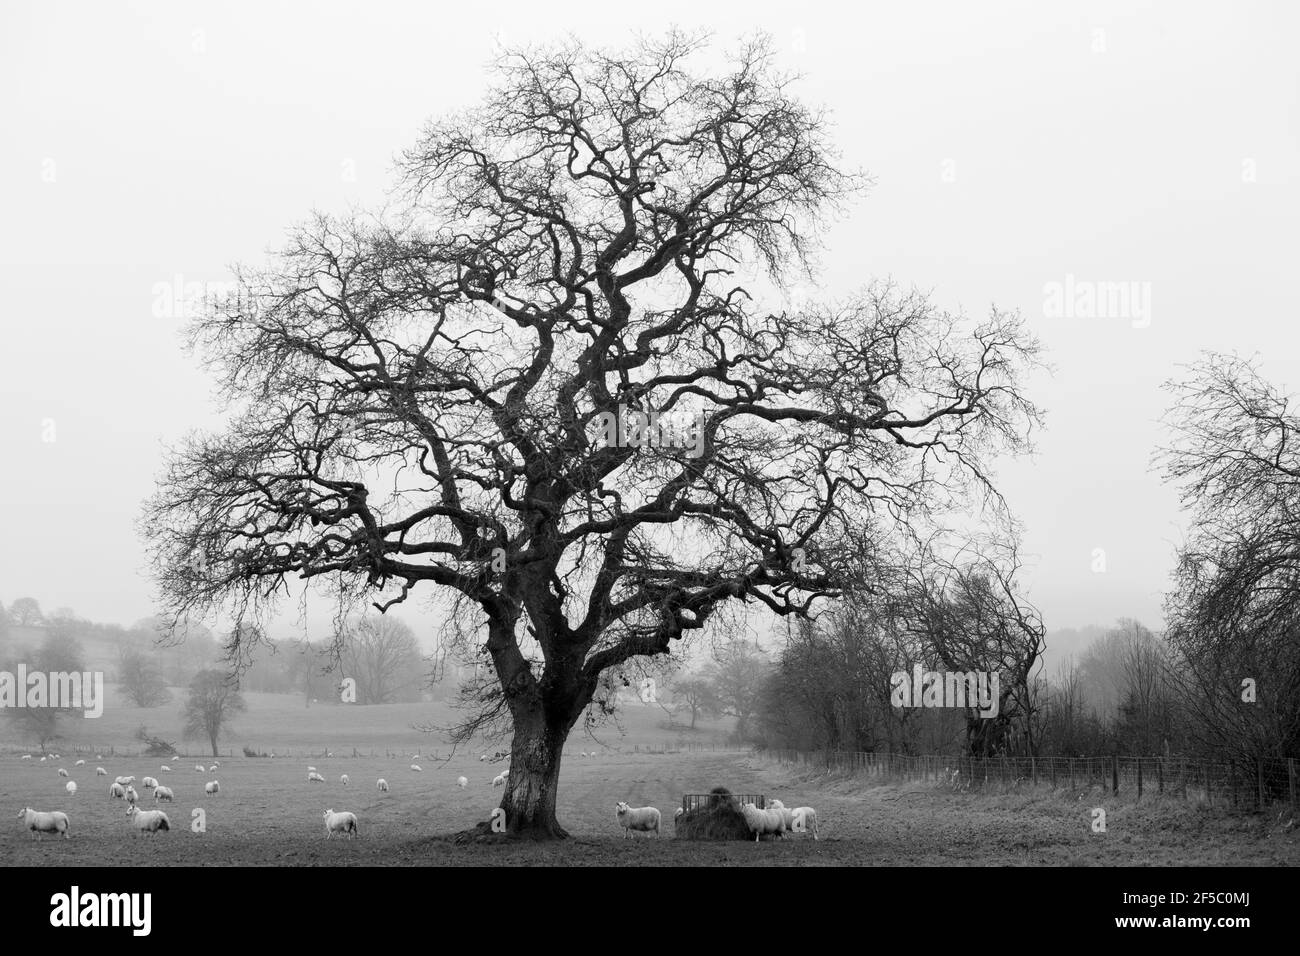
452,820,572,843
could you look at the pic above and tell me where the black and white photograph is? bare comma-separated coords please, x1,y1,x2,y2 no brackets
1,0,1294,935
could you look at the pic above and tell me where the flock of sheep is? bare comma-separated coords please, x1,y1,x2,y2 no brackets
18,749,818,844
616,797,821,841
14,749,514,843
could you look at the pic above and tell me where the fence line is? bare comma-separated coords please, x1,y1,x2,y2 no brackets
759,748,1299,812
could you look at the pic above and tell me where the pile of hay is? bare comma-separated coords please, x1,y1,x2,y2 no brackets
674,787,752,841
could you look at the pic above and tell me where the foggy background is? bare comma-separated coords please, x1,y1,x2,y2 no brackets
2,0,1298,658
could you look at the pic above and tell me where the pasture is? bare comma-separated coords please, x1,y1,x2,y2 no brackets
4,746,1297,865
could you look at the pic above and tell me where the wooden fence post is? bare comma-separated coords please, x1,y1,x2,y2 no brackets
1112,755,1119,796
1137,758,1143,799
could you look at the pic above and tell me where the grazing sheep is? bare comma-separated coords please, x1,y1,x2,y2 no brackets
205,781,220,795
376,778,389,792
96,767,107,776
194,764,204,772
307,772,326,783
739,802,786,842
457,776,468,788
614,802,661,838
211,760,220,768
125,786,139,805
160,765,171,773
323,809,358,839
114,775,135,786
768,799,795,830
142,776,158,790
125,805,170,836
340,774,349,786
307,765,317,772
21,755,31,761
57,768,68,778
65,781,77,795
492,770,509,788
410,764,422,772
39,756,46,762
17,807,70,839
790,807,820,839
674,807,684,820
74,759,85,766
108,783,126,800
153,786,174,803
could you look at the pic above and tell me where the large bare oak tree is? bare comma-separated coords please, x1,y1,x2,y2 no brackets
143,32,1041,837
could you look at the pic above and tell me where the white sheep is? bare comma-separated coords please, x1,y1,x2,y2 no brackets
57,768,68,778
74,759,85,766
65,781,77,795
18,807,69,839
457,776,468,788
160,765,171,773
340,774,349,786
790,807,820,839
492,770,509,788
674,807,684,820
96,767,107,776
205,781,220,795
21,755,31,760
153,786,174,802
739,802,786,842
142,776,158,789
211,760,220,768
194,764,204,772
768,798,795,830
125,785,139,805
125,805,170,836
108,783,126,800
323,809,358,839
307,765,317,772
114,775,135,786
308,772,326,783
614,802,661,838
376,778,389,792
479,754,487,761
39,756,46,762
410,764,422,772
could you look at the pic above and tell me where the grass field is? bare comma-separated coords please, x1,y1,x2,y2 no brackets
4,744,1297,865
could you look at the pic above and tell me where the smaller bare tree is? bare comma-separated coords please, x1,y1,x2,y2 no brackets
183,669,247,757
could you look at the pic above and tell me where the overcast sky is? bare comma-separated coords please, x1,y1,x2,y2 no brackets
1,0,1297,645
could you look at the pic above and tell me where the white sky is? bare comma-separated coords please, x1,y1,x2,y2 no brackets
1,0,1297,643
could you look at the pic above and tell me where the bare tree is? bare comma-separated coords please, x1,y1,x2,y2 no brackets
142,33,1041,837
669,675,720,730
9,596,43,627
903,540,1045,757
182,669,247,758
1158,354,1300,762
118,645,173,708
339,614,425,704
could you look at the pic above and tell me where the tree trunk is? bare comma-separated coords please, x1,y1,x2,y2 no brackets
209,733,219,758
500,710,569,838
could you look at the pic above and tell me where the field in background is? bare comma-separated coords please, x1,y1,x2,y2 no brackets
3,748,1296,866
0,681,733,756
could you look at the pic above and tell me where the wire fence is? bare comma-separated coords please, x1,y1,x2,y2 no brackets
761,748,1300,812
